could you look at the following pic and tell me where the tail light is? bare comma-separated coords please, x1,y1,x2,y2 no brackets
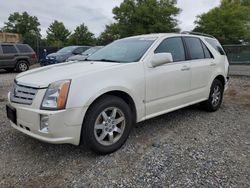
32,53,37,59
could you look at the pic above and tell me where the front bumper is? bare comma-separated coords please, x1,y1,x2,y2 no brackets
46,59,57,65
7,92,87,145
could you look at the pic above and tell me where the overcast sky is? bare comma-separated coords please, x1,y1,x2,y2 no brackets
0,0,221,37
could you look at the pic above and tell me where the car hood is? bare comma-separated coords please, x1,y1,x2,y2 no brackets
16,61,121,88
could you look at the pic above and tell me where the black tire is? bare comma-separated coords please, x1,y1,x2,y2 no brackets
4,68,15,72
16,60,29,72
201,79,224,112
81,95,133,154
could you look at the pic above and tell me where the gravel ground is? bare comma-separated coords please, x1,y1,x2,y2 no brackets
0,68,250,188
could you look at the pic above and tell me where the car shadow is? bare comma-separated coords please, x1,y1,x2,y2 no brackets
0,69,15,74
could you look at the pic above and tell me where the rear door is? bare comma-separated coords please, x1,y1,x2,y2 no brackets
0,44,18,68
16,44,35,63
183,37,214,99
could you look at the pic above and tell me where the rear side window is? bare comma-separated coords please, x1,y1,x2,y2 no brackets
16,44,32,53
205,38,225,55
155,37,186,62
201,42,213,59
1,45,17,54
184,37,204,60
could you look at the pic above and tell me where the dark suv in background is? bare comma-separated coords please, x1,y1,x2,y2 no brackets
0,43,37,72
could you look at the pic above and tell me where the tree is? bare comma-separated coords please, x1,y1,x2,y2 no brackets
193,0,250,44
2,11,41,46
68,24,95,45
98,24,120,45
241,0,250,6
46,20,70,48
98,0,180,44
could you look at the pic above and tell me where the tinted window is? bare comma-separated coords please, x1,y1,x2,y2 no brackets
201,42,213,58
16,44,32,53
184,37,205,60
155,37,185,62
205,38,225,55
1,45,17,54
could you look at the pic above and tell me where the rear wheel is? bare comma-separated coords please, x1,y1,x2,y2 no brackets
201,79,224,112
81,95,133,154
16,60,29,72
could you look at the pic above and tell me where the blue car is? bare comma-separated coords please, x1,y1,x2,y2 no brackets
45,46,90,65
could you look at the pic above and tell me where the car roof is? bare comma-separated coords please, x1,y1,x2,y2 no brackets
125,33,215,40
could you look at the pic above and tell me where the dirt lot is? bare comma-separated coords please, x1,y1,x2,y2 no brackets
0,68,250,187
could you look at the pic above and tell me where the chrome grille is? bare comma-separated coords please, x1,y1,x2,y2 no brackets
10,83,38,105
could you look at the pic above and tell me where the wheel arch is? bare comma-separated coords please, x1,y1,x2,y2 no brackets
214,75,226,88
16,57,30,63
16,58,30,66
84,90,137,125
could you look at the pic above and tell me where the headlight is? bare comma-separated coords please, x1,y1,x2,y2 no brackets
41,80,71,110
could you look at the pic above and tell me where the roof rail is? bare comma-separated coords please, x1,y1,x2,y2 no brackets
181,31,215,38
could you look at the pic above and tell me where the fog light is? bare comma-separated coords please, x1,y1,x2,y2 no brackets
40,114,49,133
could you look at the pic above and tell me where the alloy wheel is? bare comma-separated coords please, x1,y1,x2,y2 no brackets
19,62,28,72
211,85,221,107
94,107,126,146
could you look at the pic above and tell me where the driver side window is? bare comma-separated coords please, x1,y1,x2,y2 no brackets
155,37,186,62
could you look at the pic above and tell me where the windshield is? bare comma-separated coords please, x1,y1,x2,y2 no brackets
57,46,77,53
87,37,156,63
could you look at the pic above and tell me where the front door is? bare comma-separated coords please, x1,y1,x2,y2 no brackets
145,37,191,118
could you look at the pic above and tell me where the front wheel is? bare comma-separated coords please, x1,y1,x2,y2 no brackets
81,95,133,154
201,79,224,112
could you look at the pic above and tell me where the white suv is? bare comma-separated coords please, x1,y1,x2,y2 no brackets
6,33,229,154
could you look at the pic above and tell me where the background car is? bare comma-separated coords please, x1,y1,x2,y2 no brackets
0,43,37,72
66,46,103,62
44,46,90,65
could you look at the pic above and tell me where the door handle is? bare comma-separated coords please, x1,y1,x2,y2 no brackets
181,66,190,71
210,62,216,66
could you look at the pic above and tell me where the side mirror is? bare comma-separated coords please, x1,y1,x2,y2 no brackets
151,53,173,67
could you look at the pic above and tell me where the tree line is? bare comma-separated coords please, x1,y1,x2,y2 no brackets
1,0,250,49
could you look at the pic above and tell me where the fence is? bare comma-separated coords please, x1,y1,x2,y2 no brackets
223,45,250,64
39,44,250,64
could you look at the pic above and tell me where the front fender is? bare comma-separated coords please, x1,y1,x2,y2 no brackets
66,63,145,122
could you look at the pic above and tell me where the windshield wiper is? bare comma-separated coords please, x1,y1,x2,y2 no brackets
86,58,120,63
